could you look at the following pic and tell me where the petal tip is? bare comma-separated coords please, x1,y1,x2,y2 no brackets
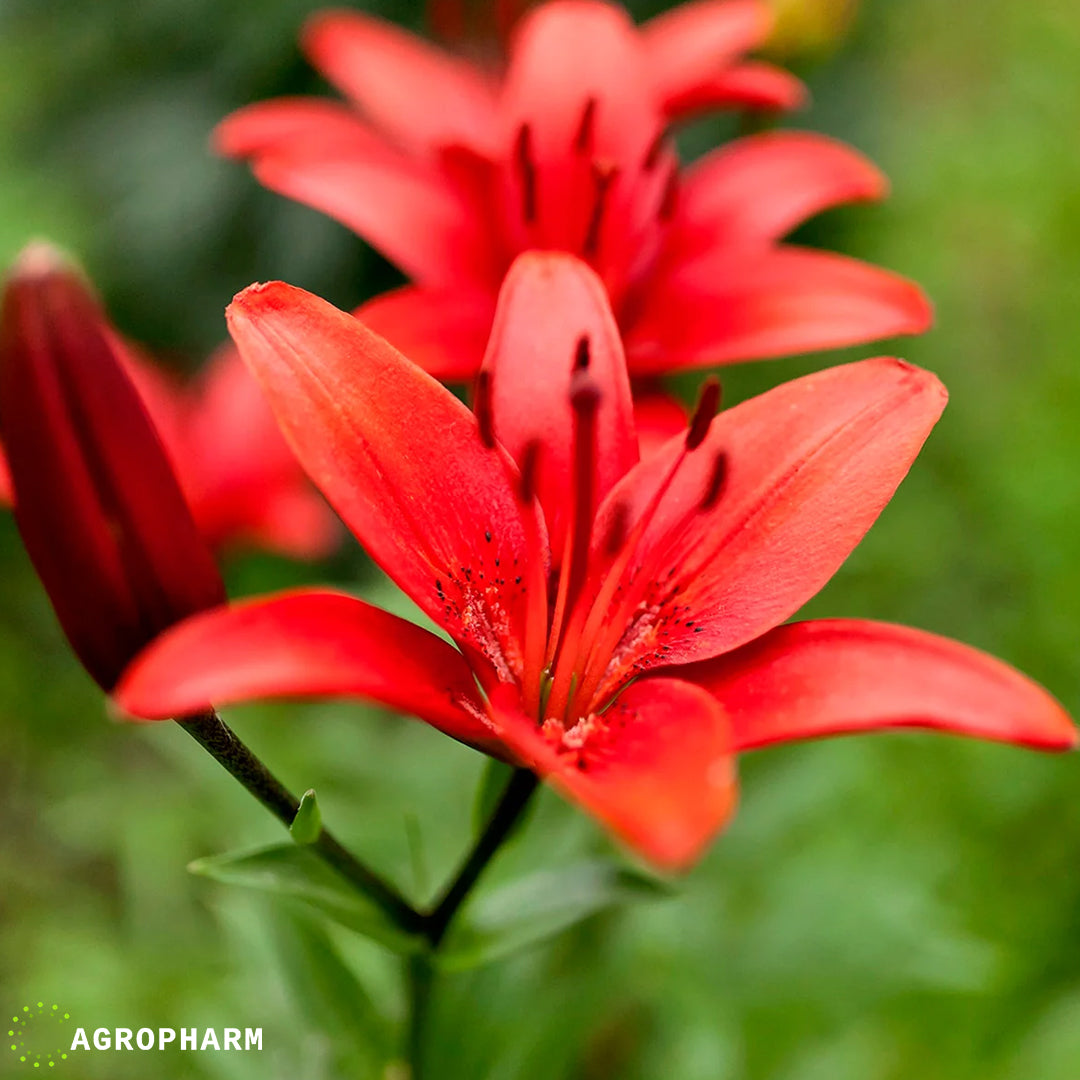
227,280,294,316
902,284,936,334
9,240,78,282
300,7,357,51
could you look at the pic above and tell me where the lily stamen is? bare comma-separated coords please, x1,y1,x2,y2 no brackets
574,97,597,156
545,355,603,720
700,452,729,512
583,163,618,258
473,369,496,448
516,438,549,714
658,164,678,221
685,377,722,450
514,122,538,224
642,128,668,172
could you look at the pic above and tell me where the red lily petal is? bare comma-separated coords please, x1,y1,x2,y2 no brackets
115,589,495,750
303,9,499,156
640,0,771,111
493,678,736,871
674,618,1077,752
0,245,224,690
226,282,545,686
498,0,662,275
503,0,655,162
660,61,808,121
668,131,886,258
218,100,495,288
182,346,340,559
583,359,946,695
246,142,492,288
627,246,934,374
234,487,342,561
355,285,495,381
214,98,389,160
632,384,689,460
485,252,638,558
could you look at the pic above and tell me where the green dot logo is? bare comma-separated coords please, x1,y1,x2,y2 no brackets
7,1003,71,1069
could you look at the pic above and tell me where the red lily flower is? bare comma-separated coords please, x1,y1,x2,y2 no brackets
127,345,341,559
214,1,928,381
0,244,226,690
115,254,1073,870
0,315,339,561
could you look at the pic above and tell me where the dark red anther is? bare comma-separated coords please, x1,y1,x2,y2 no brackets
658,165,678,222
474,369,496,448
642,128,668,172
574,334,591,372
570,369,601,416
583,163,618,258
514,123,537,224
518,439,540,505
574,97,597,155
686,377,721,450
700,452,729,511
602,500,630,557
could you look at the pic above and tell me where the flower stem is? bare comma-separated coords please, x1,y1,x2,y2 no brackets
179,710,422,934
424,767,539,947
406,952,434,1080
402,767,539,1074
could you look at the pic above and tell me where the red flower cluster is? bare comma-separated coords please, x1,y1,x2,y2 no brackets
2,0,1073,873
116,255,1074,869
216,0,929,381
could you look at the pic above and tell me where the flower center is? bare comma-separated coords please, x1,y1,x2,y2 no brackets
472,346,726,734
509,104,677,284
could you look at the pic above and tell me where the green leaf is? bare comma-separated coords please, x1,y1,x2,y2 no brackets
270,908,391,1078
290,789,322,845
437,860,671,972
189,843,421,955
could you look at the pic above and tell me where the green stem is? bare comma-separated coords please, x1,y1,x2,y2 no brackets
179,710,421,934
401,768,539,1073
406,952,434,1080
424,768,539,947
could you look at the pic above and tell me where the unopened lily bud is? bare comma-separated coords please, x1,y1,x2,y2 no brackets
0,243,225,690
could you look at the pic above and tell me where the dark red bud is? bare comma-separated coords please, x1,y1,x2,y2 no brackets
0,243,225,690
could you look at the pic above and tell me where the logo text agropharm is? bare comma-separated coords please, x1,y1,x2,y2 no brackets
70,1027,263,1053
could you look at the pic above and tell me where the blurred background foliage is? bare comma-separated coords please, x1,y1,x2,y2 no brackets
1,0,1080,1076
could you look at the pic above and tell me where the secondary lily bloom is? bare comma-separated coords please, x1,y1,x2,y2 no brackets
0,244,226,690
126,345,340,559
215,0,929,380
116,255,1073,870
0,317,338,561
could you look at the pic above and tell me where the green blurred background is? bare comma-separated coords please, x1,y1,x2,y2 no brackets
2,0,1080,1076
